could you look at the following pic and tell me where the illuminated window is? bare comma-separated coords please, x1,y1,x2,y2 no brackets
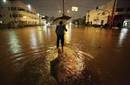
72,6,78,12
27,4,32,11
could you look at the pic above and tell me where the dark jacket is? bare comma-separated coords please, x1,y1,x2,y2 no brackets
56,24,67,35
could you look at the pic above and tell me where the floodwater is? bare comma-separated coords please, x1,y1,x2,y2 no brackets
0,25,130,85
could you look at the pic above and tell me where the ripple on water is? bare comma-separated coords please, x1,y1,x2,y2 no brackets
50,46,102,85
9,46,102,85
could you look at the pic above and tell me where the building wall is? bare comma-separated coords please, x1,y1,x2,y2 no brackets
0,0,44,28
116,0,130,28
86,0,114,26
86,0,130,27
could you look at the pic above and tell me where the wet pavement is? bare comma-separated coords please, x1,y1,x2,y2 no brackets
0,25,130,85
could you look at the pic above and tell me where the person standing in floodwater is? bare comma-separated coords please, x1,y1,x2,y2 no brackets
56,21,67,51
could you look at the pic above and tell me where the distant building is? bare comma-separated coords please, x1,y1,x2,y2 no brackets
115,0,130,28
0,0,44,28
86,0,114,27
86,0,130,28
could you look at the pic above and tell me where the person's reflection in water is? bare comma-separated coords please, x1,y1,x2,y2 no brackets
55,21,67,52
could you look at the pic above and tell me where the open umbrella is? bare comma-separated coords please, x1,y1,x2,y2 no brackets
53,15,71,24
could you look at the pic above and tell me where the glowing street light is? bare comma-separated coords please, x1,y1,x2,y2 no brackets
42,15,45,18
67,10,70,13
0,21,3,24
3,0,7,3
27,4,31,11
58,10,62,14
37,13,40,16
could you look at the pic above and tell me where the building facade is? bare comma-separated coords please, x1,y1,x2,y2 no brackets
115,0,130,28
86,0,130,28
86,0,115,27
0,0,44,28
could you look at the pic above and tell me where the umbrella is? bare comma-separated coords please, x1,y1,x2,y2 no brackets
53,15,71,24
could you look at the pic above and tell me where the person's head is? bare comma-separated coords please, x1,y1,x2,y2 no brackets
59,21,63,25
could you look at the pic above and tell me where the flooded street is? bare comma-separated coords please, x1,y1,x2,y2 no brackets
0,25,130,85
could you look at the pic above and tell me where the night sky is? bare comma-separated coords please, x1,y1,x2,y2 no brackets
24,0,111,17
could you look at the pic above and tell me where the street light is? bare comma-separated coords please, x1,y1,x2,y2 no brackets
0,21,3,24
42,16,45,18
37,13,40,16
3,0,7,3
58,10,62,13
57,10,62,16
27,4,31,11
67,10,70,13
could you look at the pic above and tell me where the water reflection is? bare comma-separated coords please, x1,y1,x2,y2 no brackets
30,30,38,49
50,47,100,85
8,31,22,54
37,27,44,45
0,26,130,85
118,28,128,47
42,25,51,41
65,23,72,44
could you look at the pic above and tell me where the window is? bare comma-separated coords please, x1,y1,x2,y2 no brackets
102,12,105,15
12,14,18,18
18,8,25,11
10,14,23,18
9,7,17,11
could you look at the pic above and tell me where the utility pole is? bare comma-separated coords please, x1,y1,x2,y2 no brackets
62,0,65,16
110,0,117,28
